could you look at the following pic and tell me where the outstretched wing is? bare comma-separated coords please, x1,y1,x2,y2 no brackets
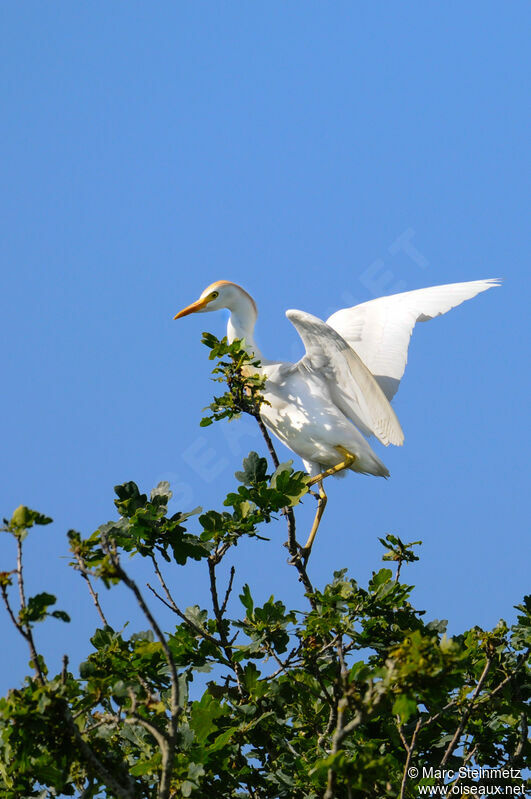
286,310,404,446
326,279,500,400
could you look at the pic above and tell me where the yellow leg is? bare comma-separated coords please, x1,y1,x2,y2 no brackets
296,447,358,563
302,481,328,555
306,446,358,487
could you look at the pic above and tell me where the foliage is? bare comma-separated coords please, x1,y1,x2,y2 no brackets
199,333,268,427
0,338,529,799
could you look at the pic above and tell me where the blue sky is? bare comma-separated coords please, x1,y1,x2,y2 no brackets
1,2,529,694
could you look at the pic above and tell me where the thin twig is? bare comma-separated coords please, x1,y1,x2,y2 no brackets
61,654,69,684
208,555,245,694
73,551,108,626
253,413,280,469
16,537,26,608
83,713,122,734
147,581,224,651
149,556,222,649
220,565,236,615
446,744,478,793
3,540,47,685
398,718,422,799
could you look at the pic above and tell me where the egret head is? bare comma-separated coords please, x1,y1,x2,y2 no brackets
174,281,256,319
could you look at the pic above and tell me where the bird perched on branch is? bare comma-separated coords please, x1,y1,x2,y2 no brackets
174,278,499,557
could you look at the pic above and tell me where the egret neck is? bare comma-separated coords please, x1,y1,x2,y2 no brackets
226,289,262,361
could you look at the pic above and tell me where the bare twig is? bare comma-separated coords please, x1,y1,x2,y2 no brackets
0,584,22,636
254,412,280,469
73,551,108,626
208,555,245,694
398,718,422,799
395,559,403,583
61,654,69,684
16,537,26,608
83,713,122,734
420,652,526,732
446,744,478,793
220,565,236,615
148,556,222,649
2,541,46,685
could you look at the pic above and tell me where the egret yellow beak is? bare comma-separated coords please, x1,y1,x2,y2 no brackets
173,296,210,319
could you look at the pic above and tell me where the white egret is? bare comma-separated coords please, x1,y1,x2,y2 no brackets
174,278,499,556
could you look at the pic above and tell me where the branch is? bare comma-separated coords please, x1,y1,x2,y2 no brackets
253,412,280,470
398,718,422,799
64,706,137,799
73,551,109,626
208,555,245,694
481,650,529,702
323,697,349,799
440,657,493,767
16,536,26,608
507,712,528,768
446,744,478,793
101,537,180,799
253,413,316,605
220,565,236,616
3,532,137,797
148,555,222,649
83,713,122,734
318,703,338,749
126,688,169,752
61,654,68,684
2,539,47,685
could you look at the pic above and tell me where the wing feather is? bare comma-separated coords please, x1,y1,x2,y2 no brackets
286,310,404,446
326,279,500,400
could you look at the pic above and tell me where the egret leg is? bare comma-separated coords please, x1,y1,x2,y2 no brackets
301,481,327,556
296,447,357,563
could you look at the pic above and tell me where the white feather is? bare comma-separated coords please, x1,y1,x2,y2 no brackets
326,279,500,400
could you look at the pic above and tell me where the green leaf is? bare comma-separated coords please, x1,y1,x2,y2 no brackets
50,610,70,623
114,481,147,517
235,452,268,485
20,592,57,623
392,694,417,722
10,505,52,532
239,584,254,616
190,693,225,742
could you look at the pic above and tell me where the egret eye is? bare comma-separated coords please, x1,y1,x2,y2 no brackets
211,291,219,299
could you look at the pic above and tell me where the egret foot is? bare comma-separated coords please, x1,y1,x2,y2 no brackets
306,446,358,487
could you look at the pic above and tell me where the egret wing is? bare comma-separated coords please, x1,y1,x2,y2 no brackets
326,279,500,400
286,310,404,446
